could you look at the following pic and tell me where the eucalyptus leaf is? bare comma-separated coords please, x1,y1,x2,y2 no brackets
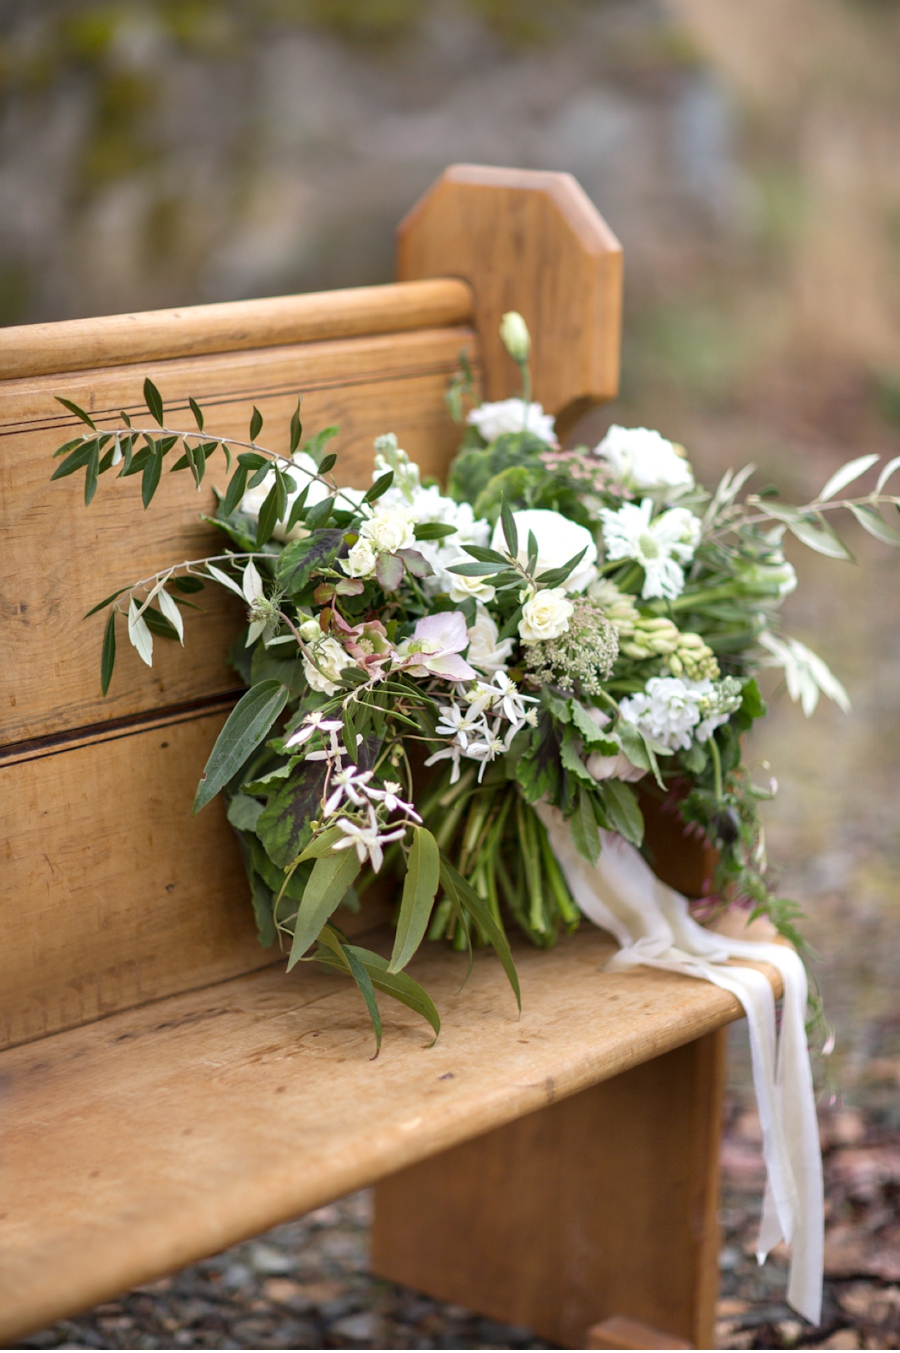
193,680,288,814
286,850,360,969
100,609,116,695
389,827,440,972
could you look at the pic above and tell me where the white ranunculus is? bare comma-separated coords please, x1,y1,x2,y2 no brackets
595,425,694,501
466,606,514,676
490,508,598,594
518,588,574,644
240,451,329,543
467,398,556,446
359,506,416,556
342,538,377,579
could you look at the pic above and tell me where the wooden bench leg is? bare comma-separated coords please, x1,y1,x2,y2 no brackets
371,1028,726,1349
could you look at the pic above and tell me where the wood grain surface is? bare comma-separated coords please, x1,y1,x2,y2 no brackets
0,278,472,379
2,325,477,746
0,925,777,1344
372,1030,725,1347
0,711,390,1050
398,164,622,428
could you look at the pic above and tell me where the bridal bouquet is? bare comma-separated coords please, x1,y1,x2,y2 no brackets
50,314,900,1049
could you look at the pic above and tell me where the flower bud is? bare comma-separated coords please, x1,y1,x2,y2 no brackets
500,311,531,364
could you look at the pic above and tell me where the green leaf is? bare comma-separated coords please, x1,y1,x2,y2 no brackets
84,586,130,618
389,827,440,972
84,443,100,505
396,548,432,579
414,521,456,541
256,760,327,867
286,850,360,968
100,609,116,695
193,680,289,814
499,604,523,641
54,396,96,430
50,440,96,480
275,529,344,595
447,560,506,576
304,425,339,465
848,503,900,547
559,732,594,784
598,780,644,847
143,377,164,427
376,552,405,591
226,793,265,832
816,454,879,502
763,503,854,560
570,785,601,865
290,398,303,454
223,465,249,518
568,700,611,748
188,396,204,431
297,825,345,861
364,471,394,504
439,856,520,1012
318,933,440,1044
305,495,335,529
172,576,205,594
318,452,337,475
141,604,180,641
500,498,518,557
341,945,383,1051
535,546,587,588
141,442,163,509
249,406,263,442
256,481,280,547
249,872,276,947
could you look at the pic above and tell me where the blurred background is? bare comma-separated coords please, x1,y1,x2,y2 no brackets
4,1,899,1345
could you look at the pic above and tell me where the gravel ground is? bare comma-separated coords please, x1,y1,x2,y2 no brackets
16,1089,899,1352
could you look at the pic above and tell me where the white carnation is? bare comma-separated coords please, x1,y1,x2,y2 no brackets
519,588,574,644
490,508,598,594
595,425,694,501
467,398,556,446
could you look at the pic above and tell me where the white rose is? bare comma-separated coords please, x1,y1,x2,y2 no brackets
447,570,496,605
466,606,514,675
467,398,556,445
360,506,416,555
490,508,598,594
342,538,377,579
518,588,574,644
301,633,354,695
595,425,694,501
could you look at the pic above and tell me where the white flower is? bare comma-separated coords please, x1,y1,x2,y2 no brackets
618,676,703,751
466,605,514,675
490,508,598,593
359,505,416,555
599,499,701,601
595,425,694,501
284,711,344,750
333,808,408,873
240,451,329,543
757,632,850,717
364,780,422,821
298,618,355,695
467,398,556,445
447,570,496,605
323,767,374,817
500,311,531,364
342,538,378,579
423,741,462,784
518,588,574,644
463,727,507,782
434,701,486,749
586,746,647,784
490,671,538,724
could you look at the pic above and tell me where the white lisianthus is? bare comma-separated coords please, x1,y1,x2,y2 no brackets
342,538,378,579
499,310,531,364
359,505,416,555
466,605,514,675
490,508,598,594
595,425,694,501
598,499,701,601
467,398,556,446
240,451,328,543
298,620,355,696
519,588,574,644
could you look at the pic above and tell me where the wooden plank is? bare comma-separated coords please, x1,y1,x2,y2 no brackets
398,164,622,430
0,712,391,1050
0,927,775,1344
1,325,477,746
371,1030,726,1348
0,278,472,379
586,1316,694,1349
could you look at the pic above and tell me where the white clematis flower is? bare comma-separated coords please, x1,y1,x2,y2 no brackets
490,508,598,594
467,399,556,446
594,425,694,501
599,499,701,601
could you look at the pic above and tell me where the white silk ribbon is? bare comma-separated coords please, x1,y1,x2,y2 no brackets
536,805,823,1326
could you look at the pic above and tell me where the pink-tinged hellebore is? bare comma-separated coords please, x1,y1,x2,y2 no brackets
394,611,476,681
332,613,394,670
